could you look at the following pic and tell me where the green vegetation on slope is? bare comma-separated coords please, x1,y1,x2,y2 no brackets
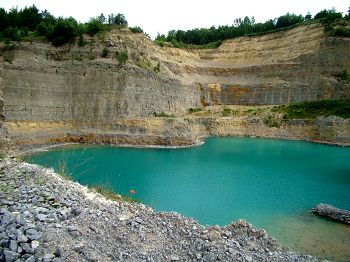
156,8,350,48
0,5,145,46
272,100,350,119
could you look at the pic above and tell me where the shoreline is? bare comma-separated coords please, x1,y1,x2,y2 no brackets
13,134,350,157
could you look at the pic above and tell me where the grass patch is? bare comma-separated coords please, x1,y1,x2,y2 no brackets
188,108,202,114
221,107,233,117
336,68,350,82
244,108,265,116
272,99,350,119
91,183,139,203
263,114,282,128
153,112,174,117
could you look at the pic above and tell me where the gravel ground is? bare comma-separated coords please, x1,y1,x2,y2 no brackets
0,157,318,261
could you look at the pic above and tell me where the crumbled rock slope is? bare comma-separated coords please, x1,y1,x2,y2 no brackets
0,158,317,261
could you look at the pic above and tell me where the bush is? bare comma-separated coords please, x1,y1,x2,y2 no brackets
272,99,350,119
48,19,78,46
263,114,282,128
2,27,22,41
86,19,103,36
116,50,128,65
77,34,85,47
221,108,233,117
36,22,48,36
188,108,202,114
129,26,143,34
153,112,174,117
332,27,350,37
337,69,350,81
101,47,108,58
153,62,160,73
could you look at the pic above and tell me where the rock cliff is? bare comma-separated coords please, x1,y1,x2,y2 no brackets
0,23,349,147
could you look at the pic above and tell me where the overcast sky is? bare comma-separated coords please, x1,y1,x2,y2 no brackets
2,0,349,38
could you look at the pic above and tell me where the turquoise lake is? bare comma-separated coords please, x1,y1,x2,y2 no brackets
25,137,350,261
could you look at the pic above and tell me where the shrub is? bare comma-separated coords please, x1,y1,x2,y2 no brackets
337,68,350,81
332,27,350,37
86,19,103,36
129,26,143,34
188,108,202,114
116,50,128,65
272,99,350,119
263,114,282,128
153,62,160,73
153,112,174,117
88,50,95,60
77,34,85,47
101,47,108,58
36,22,48,36
48,19,78,46
221,108,233,117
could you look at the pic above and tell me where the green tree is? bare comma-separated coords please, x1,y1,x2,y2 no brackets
305,12,312,20
97,13,106,24
113,13,128,26
48,18,78,46
86,18,103,36
36,21,48,36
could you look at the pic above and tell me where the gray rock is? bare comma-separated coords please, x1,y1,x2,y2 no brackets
36,214,47,222
25,229,42,241
170,254,180,261
25,256,35,262
203,253,217,262
54,247,61,257
3,249,20,262
67,225,77,232
17,232,28,243
73,243,84,253
42,253,55,262
31,240,39,250
9,240,18,252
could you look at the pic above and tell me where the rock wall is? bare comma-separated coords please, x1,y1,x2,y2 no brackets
1,24,350,147
183,24,350,105
2,46,200,123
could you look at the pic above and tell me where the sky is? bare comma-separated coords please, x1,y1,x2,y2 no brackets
1,0,349,38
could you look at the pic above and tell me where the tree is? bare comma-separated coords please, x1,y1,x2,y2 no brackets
36,21,48,36
86,18,103,36
19,5,41,30
97,13,106,24
48,18,78,46
305,12,312,20
113,13,128,26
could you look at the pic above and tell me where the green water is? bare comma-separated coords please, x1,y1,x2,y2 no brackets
25,137,350,261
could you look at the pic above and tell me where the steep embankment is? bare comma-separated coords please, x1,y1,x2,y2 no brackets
0,23,350,147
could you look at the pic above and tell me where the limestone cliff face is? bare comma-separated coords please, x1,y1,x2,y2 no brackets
1,24,350,147
165,24,350,105
2,45,199,123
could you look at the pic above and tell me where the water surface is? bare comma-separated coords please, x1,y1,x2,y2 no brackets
25,138,350,261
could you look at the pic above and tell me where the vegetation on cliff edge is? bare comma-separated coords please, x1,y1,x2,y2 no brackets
272,99,350,119
0,5,144,46
156,8,350,48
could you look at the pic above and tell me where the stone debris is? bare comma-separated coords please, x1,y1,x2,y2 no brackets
0,158,318,261
312,203,350,224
